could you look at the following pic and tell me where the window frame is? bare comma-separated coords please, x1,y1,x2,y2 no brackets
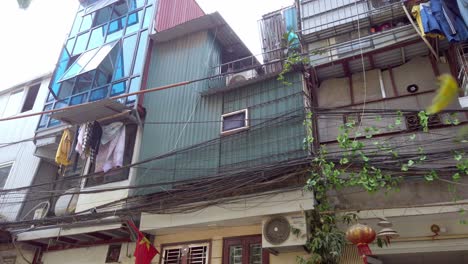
222,235,269,264
2,89,25,118
0,162,14,189
21,84,41,113
160,240,211,264
221,109,249,135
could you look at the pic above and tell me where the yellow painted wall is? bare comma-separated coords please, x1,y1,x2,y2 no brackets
153,225,309,264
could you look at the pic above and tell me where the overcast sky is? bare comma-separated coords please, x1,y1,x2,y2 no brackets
0,0,293,90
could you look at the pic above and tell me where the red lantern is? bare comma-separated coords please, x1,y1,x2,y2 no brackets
346,224,376,264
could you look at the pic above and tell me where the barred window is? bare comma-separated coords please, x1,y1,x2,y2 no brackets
161,243,209,264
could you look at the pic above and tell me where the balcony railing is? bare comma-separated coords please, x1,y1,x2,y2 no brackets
299,0,408,42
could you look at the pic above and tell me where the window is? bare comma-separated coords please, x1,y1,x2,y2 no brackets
85,0,119,15
223,236,268,264
2,90,24,117
161,242,209,264
21,84,40,113
105,244,122,263
221,109,249,135
85,124,137,187
0,163,13,189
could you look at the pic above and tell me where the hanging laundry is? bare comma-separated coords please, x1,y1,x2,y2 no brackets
412,4,445,39
55,129,73,166
95,122,126,173
431,0,468,42
89,121,103,164
75,123,87,157
458,0,468,27
75,121,103,163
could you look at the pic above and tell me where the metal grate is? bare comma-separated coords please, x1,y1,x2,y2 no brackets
162,244,209,264
405,113,442,131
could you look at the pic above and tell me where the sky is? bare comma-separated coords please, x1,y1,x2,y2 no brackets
0,0,293,90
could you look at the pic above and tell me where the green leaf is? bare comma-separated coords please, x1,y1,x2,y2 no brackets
408,160,415,167
401,164,409,172
424,170,438,181
453,173,461,181
409,134,416,140
340,158,349,165
455,153,463,161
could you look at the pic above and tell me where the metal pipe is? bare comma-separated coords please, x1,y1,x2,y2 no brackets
401,3,439,61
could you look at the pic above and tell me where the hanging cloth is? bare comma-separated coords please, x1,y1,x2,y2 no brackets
95,123,126,173
431,0,468,42
457,0,468,27
89,121,103,164
412,4,445,39
55,129,73,166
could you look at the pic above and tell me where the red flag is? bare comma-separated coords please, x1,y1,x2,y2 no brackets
127,220,159,264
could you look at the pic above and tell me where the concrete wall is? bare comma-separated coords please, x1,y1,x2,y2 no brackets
0,77,50,221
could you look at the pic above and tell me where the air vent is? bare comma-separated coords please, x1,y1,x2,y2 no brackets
405,113,442,130
263,216,291,245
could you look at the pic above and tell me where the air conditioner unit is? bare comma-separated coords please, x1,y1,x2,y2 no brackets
262,213,308,252
226,70,257,86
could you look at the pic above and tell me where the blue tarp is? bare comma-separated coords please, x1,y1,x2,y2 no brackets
457,0,468,27
424,0,468,42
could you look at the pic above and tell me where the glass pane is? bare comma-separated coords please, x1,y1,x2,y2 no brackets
143,5,153,28
249,244,262,264
66,37,75,54
126,77,141,103
128,0,145,10
90,86,109,101
2,90,24,117
106,16,126,43
88,25,107,50
125,10,143,35
50,49,71,96
111,81,127,96
132,30,148,75
112,1,129,18
114,35,137,80
94,70,109,88
38,104,53,129
223,112,246,131
73,71,95,95
73,31,91,55
80,14,94,32
70,93,88,105
70,11,84,36
61,47,100,81
83,41,119,74
58,78,75,98
50,99,69,126
93,6,112,27
229,245,243,264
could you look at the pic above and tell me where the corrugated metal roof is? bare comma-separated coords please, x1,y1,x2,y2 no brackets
151,12,256,64
155,0,205,32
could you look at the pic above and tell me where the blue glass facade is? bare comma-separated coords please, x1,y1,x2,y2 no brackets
38,0,155,129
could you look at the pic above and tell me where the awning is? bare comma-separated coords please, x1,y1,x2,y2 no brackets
15,220,133,251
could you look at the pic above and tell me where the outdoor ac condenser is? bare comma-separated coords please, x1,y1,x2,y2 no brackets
262,213,308,252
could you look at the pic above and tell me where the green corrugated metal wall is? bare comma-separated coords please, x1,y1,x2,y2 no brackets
134,30,307,196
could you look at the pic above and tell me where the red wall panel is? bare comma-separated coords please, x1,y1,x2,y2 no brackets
155,0,205,32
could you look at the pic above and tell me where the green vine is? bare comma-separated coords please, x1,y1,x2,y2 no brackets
277,30,310,86
297,111,467,264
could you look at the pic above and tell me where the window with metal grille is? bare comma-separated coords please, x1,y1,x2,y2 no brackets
161,243,209,264
223,235,269,264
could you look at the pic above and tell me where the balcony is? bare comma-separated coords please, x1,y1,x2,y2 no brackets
299,0,407,43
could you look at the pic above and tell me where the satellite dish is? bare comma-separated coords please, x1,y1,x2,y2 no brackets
54,188,79,216
263,216,291,245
